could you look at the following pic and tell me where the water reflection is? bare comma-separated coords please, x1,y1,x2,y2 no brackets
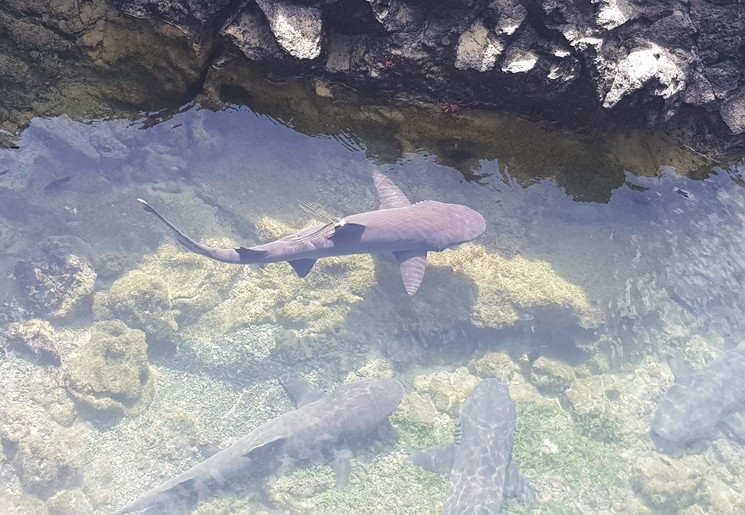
0,102,744,514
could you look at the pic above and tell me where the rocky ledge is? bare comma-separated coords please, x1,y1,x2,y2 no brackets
1,0,743,154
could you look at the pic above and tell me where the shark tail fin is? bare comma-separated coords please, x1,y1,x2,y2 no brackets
138,198,265,265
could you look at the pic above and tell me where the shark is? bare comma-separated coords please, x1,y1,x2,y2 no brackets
409,379,538,514
652,343,745,453
113,377,404,514
137,170,486,295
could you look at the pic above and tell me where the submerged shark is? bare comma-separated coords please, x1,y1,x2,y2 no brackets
652,343,745,453
114,378,404,514
138,171,485,295
410,379,537,514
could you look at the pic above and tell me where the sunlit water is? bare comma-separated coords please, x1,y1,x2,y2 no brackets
1,104,744,514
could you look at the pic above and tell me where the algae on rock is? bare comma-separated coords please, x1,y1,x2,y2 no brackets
45,489,95,515
429,243,603,330
4,319,61,365
15,425,87,497
64,320,154,416
197,216,375,335
93,270,178,342
14,253,96,319
93,240,244,342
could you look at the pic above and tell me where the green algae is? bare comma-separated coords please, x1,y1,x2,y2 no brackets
512,404,625,493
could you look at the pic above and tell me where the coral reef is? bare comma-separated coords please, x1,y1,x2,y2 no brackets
63,320,154,416
14,253,96,319
93,241,243,342
530,356,577,396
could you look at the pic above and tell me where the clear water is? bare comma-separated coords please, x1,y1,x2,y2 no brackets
1,101,744,514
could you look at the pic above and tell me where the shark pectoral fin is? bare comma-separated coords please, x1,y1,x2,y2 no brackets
505,464,539,506
408,443,456,475
393,250,427,296
333,448,354,490
280,376,325,407
372,170,411,209
288,258,317,278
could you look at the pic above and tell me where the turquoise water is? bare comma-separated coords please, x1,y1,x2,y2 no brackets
0,103,744,513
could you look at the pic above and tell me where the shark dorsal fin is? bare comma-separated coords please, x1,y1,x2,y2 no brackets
372,170,411,209
393,250,427,296
280,377,325,407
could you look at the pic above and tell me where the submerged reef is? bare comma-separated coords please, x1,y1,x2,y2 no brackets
63,320,154,416
430,243,602,330
4,319,61,366
195,217,375,336
14,253,96,319
15,426,86,498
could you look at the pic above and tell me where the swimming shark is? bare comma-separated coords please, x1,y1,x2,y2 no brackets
113,377,404,514
137,171,485,295
409,379,538,514
652,343,745,453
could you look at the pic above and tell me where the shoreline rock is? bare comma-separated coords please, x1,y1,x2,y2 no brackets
0,0,742,156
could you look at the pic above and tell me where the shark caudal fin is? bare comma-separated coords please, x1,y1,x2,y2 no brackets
138,198,266,265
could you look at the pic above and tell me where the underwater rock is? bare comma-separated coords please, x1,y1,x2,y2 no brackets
197,216,375,336
413,368,481,418
530,356,576,395
429,243,602,330
0,492,49,515
15,426,86,497
143,407,204,462
14,253,96,319
4,319,61,365
631,455,706,512
93,270,178,343
64,320,154,416
565,374,621,417
46,489,94,515
468,352,548,406
93,241,244,341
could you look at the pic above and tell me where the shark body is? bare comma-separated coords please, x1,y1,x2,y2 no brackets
114,378,404,514
138,171,485,295
410,379,537,514
652,343,745,452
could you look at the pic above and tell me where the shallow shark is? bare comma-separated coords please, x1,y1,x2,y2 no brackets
652,343,745,453
138,171,485,295
114,377,404,514
409,379,537,514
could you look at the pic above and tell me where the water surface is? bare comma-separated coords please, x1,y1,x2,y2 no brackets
1,100,744,513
